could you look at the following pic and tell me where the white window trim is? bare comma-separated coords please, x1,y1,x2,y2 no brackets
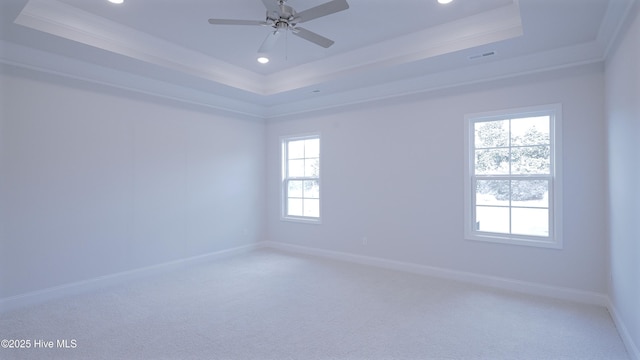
281,133,322,224
464,104,563,249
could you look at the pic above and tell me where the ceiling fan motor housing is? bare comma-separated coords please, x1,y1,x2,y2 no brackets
268,3,296,26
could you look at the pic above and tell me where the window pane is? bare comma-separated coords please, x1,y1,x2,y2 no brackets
511,116,550,146
288,180,303,198
475,148,510,175
303,199,320,217
511,146,550,174
288,140,305,159
476,206,509,233
288,159,304,177
287,198,303,216
303,180,319,199
305,158,320,177
305,138,320,158
511,180,548,206
512,208,548,236
476,180,510,205
475,120,509,148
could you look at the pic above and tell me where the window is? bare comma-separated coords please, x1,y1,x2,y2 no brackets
282,134,320,222
464,104,562,248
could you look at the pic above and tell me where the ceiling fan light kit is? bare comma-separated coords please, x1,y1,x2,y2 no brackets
208,0,349,57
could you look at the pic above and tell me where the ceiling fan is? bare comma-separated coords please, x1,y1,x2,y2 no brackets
208,0,349,54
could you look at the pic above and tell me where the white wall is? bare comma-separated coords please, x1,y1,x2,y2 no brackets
605,2,640,357
267,64,608,293
0,69,266,299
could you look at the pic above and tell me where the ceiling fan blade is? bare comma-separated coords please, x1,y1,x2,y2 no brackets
295,0,349,23
292,27,334,48
258,30,281,53
208,19,268,26
260,0,280,15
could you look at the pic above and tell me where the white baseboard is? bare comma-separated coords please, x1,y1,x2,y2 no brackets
0,240,609,312
264,241,609,307
608,300,640,360
0,242,265,313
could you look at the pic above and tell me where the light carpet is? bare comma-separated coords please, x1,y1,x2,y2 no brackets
0,249,630,360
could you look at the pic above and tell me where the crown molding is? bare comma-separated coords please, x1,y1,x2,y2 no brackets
0,40,266,119
597,0,637,57
2,37,606,121
263,41,605,120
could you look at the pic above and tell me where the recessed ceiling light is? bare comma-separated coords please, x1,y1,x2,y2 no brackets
438,0,453,4
257,57,269,64
108,0,124,4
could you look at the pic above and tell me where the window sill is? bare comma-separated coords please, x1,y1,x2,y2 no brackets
281,216,322,225
465,233,562,249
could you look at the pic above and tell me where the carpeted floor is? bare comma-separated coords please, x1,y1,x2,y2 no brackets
0,249,630,360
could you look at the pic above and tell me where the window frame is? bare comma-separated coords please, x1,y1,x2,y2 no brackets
281,133,322,224
464,104,563,249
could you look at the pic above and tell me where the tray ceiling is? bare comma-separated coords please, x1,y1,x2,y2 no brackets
0,0,634,118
